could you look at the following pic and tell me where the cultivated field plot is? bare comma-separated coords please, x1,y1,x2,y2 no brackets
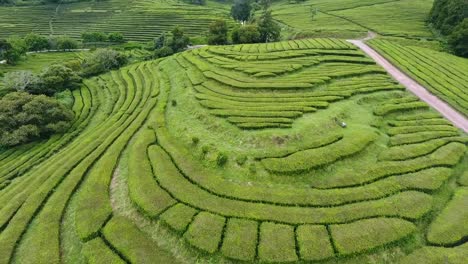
273,0,433,39
370,39,468,116
0,39,466,263
0,0,230,41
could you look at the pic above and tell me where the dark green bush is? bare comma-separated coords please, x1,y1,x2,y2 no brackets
0,92,74,147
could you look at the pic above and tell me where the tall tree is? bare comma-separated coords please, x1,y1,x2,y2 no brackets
231,0,252,23
257,1,281,43
208,20,228,45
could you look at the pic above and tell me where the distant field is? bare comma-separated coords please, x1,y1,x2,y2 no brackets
273,0,434,39
0,38,466,263
370,39,468,116
0,0,231,42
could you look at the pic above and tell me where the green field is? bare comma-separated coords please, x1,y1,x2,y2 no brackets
0,38,466,263
0,0,231,42
272,0,434,39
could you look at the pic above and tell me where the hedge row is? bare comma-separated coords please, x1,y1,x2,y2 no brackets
258,222,298,262
296,225,334,261
389,131,461,146
221,218,258,261
148,145,434,224
311,142,466,188
330,217,416,255
379,137,467,161
103,216,179,263
261,129,377,173
426,188,468,245
184,212,226,254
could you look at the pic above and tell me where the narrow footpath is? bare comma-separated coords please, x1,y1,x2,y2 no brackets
348,37,468,133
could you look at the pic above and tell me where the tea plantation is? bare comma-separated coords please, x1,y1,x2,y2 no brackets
0,38,466,263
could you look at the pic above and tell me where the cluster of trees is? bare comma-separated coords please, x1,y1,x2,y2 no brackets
0,48,128,147
208,0,281,45
81,32,125,44
152,26,190,58
0,34,79,64
0,92,74,147
429,0,468,57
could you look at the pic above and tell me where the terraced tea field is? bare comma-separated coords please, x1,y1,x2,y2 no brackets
0,38,466,263
0,0,230,41
273,0,434,39
369,39,468,116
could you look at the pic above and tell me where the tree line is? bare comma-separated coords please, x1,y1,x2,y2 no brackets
207,0,281,45
429,0,468,57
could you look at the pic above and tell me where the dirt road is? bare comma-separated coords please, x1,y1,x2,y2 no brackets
348,38,468,133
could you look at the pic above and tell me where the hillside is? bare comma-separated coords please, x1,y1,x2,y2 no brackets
1,38,467,263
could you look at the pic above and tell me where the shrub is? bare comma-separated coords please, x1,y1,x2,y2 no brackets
232,24,261,44
81,32,108,43
0,37,26,64
216,152,228,166
191,136,200,145
169,26,190,52
208,20,228,45
0,92,74,147
55,36,79,51
107,32,125,43
24,33,50,51
154,46,174,58
4,65,82,95
81,49,127,76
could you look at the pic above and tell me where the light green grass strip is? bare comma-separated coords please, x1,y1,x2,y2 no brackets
427,188,468,245
261,129,377,173
331,218,416,255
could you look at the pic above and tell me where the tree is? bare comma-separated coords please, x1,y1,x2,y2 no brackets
0,37,26,64
0,92,74,147
108,32,125,43
208,20,228,45
81,49,128,76
429,0,468,35
169,26,190,52
154,46,174,58
231,0,252,23
3,71,40,92
154,33,167,49
81,32,108,43
38,64,82,94
4,65,82,95
24,33,50,51
448,18,468,57
258,9,281,43
55,36,79,51
232,24,261,44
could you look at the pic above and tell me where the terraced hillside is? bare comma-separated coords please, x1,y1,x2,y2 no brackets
369,39,468,116
0,39,466,263
273,0,434,39
0,0,230,41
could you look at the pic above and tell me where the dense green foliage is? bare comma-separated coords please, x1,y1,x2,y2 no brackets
81,49,127,76
429,0,468,34
448,18,468,57
4,64,82,95
0,92,73,146
208,20,229,45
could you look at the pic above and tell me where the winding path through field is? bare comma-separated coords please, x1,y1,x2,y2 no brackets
348,37,468,133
